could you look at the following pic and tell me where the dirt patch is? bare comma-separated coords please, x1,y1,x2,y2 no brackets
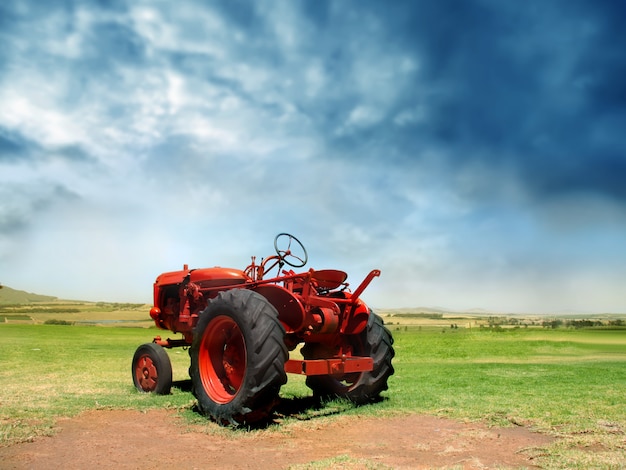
0,410,552,469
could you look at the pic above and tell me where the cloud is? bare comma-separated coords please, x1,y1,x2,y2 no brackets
0,128,36,161
1,0,625,312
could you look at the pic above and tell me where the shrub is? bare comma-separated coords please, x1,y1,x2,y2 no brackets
43,319,74,326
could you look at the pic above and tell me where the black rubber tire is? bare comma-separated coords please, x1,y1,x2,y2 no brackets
132,343,173,395
190,289,288,426
302,312,394,404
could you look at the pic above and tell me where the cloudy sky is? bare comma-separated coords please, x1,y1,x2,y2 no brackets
1,0,625,313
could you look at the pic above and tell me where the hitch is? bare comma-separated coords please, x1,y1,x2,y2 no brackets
284,355,374,376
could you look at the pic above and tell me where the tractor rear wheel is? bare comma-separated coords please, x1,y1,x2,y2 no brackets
132,343,173,395
190,289,287,425
302,312,394,404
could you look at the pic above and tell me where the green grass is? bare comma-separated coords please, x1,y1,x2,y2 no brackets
0,325,194,444
287,454,392,469
383,327,626,468
387,328,625,420
1,323,625,468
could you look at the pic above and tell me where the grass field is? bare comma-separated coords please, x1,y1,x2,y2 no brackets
1,319,625,468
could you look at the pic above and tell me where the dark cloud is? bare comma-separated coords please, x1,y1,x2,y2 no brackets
577,1,626,111
0,182,81,237
0,128,93,164
284,0,626,206
85,22,148,68
54,144,93,162
210,0,266,31
0,129,33,161
0,3,18,33
0,211,28,236
3,0,624,205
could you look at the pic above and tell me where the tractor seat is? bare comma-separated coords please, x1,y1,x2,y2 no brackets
311,269,347,290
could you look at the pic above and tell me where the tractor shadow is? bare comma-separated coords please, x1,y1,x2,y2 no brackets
274,395,330,420
271,395,388,428
172,379,193,392
172,379,387,429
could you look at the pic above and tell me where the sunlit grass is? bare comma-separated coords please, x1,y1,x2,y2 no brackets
377,326,626,468
287,454,392,469
0,325,193,444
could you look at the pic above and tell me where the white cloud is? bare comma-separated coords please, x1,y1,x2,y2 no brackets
130,4,226,58
346,105,384,128
0,90,81,148
394,106,427,127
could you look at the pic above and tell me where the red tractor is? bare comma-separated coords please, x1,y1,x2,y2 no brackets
132,233,394,425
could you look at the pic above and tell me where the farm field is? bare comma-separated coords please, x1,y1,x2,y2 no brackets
0,312,625,468
0,301,153,326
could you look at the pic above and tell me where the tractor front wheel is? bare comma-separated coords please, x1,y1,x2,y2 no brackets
302,312,394,404
132,343,173,395
190,289,287,426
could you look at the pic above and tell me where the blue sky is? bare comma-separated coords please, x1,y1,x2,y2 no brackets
1,0,625,313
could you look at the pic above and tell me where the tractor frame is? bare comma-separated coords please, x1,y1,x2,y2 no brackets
132,233,394,425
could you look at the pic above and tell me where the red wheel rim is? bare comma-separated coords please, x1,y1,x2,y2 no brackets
135,354,158,392
198,315,247,404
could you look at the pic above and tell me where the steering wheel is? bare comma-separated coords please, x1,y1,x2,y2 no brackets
274,233,308,268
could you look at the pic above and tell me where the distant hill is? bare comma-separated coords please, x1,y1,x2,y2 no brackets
0,286,58,304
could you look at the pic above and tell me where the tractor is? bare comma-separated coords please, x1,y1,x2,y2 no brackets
132,233,394,425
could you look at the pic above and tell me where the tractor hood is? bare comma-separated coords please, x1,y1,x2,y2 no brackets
154,267,191,287
189,267,250,288
154,266,250,288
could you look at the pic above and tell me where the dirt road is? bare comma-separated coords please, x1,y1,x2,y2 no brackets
0,409,552,469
